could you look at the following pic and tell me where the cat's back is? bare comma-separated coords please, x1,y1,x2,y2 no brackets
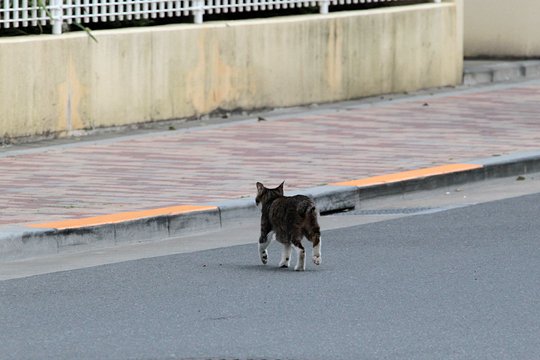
269,194,316,219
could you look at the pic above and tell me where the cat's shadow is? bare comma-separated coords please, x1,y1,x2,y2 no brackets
228,263,320,273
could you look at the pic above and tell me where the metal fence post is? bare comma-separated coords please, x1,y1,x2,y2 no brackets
193,0,204,24
51,0,63,34
319,0,330,14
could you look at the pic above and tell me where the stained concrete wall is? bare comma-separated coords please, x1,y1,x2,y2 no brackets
0,2,462,142
465,0,540,58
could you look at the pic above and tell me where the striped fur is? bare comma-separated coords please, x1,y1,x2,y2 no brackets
256,181,321,271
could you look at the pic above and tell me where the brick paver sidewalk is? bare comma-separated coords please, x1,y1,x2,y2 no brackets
2,81,540,226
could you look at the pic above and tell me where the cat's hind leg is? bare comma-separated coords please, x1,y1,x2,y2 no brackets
307,216,322,266
310,232,321,266
305,225,322,266
293,241,306,271
279,243,292,268
312,236,321,265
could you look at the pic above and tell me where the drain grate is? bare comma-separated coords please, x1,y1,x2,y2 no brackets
352,207,437,215
154,358,295,360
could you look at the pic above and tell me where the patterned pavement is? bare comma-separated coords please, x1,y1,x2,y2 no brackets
2,80,540,226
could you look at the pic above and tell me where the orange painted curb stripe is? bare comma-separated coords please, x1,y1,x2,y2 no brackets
331,164,483,187
28,205,217,230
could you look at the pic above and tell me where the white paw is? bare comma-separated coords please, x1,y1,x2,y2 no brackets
260,250,268,265
313,255,321,265
294,264,305,271
279,255,291,268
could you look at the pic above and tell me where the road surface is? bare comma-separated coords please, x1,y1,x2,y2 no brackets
1,175,540,359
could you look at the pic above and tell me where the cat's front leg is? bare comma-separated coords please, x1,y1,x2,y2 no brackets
258,231,273,265
279,244,292,268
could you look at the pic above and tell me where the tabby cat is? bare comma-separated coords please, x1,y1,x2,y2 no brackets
255,181,321,271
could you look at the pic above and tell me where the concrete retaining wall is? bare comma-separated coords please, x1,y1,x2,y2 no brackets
0,2,462,142
464,0,540,58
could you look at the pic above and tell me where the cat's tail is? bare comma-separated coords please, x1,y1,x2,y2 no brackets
298,202,318,218
308,205,318,217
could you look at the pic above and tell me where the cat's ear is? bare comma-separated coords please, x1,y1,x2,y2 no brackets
277,181,285,195
256,182,264,194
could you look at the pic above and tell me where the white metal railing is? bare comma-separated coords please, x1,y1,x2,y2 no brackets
1,0,440,35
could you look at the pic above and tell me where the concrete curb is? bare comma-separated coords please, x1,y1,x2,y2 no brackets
463,60,540,86
2,151,540,262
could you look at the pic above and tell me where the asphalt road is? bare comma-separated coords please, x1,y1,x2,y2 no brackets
1,193,540,360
